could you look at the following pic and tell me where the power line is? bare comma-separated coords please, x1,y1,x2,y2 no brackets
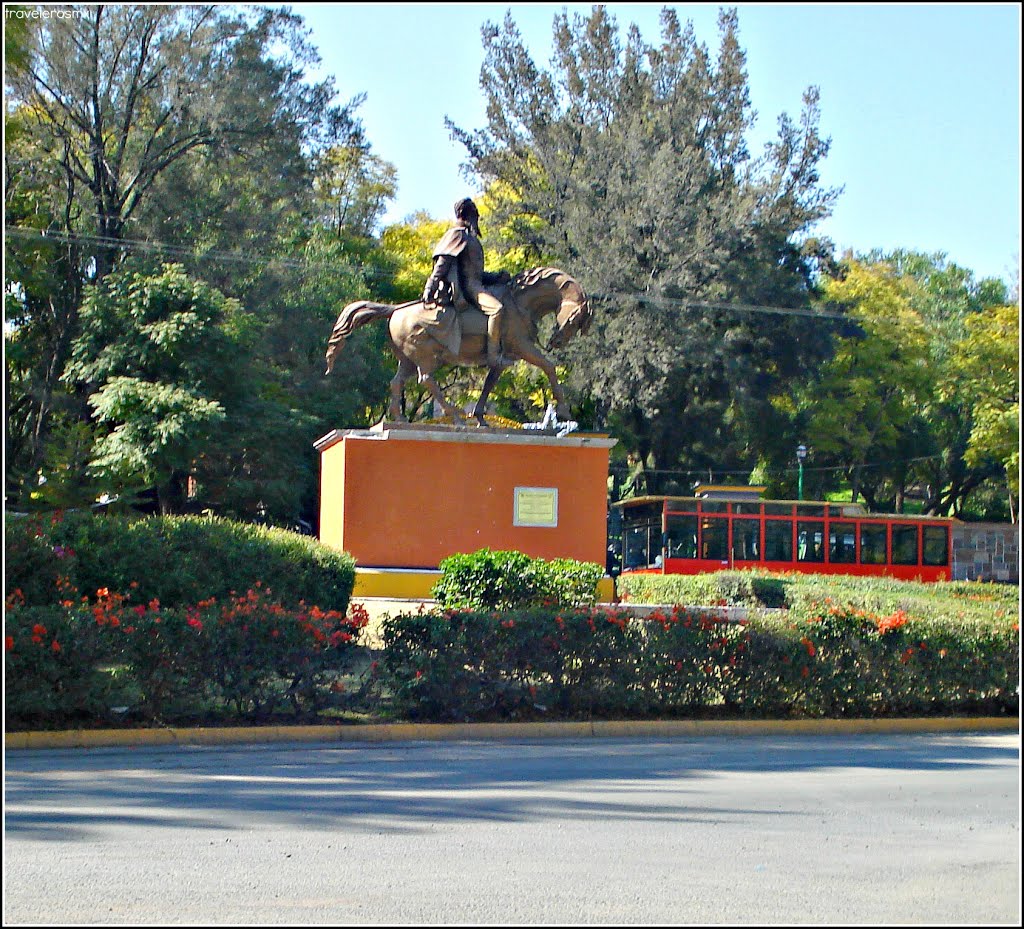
4,225,852,322
608,454,946,479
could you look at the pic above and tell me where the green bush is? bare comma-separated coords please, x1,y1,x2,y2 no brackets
4,587,370,729
617,570,1017,627
376,602,1019,722
5,510,355,612
617,570,788,609
3,601,126,727
432,549,603,611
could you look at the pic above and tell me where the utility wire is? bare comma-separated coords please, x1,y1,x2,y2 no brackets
608,454,946,478
4,225,852,322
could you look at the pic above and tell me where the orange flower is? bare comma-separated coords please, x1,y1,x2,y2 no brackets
801,637,816,658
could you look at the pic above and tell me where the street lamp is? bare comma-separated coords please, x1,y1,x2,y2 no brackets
796,444,807,501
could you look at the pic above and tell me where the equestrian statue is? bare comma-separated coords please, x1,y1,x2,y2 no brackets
325,197,592,427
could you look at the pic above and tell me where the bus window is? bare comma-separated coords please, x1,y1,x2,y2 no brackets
829,522,857,563
666,515,698,559
892,525,919,565
797,522,825,562
764,520,793,561
922,526,949,566
624,523,653,569
700,517,728,560
860,524,887,564
764,503,794,516
732,518,760,561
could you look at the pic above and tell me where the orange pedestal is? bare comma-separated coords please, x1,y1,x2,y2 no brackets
314,424,617,569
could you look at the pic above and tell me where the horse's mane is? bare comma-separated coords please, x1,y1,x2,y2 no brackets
511,266,593,337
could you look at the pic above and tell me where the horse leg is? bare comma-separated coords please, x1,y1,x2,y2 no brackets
388,356,416,423
471,366,503,427
513,344,571,420
417,370,466,424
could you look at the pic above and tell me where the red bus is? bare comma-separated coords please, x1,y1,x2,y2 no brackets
614,496,953,582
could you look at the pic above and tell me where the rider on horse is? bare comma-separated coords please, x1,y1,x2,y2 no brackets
422,197,513,368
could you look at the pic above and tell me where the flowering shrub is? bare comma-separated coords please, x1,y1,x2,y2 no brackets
376,601,1019,722
380,605,752,721
5,578,369,728
4,589,121,727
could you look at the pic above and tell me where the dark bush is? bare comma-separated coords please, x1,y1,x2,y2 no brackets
5,511,355,612
376,602,1019,723
5,588,370,729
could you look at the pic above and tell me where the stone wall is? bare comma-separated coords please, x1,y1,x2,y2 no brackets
951,522,1020,583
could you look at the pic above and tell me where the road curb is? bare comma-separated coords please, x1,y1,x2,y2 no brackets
5,716,1018,750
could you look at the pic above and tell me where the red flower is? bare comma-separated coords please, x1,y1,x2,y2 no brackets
801,637,816,658
32,623,47,637
51,640,61,653
5,636,13,651
187,617,203,631
415,670,423,679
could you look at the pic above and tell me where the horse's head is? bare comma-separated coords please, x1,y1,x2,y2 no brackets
511,267,593,351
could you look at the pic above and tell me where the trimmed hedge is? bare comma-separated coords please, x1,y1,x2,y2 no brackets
617,570,1019,626
5,510,363,729
376,601,1019,722
432,549,604,611
5,588,370,729
5,510,355,612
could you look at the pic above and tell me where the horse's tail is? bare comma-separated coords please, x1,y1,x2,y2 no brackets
325,301,396,374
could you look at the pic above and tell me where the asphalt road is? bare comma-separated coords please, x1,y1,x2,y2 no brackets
4,732,1020,925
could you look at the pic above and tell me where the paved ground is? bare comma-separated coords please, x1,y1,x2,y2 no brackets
4,731,1020,925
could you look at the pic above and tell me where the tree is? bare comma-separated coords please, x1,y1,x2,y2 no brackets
5,5,350,278
852,251,1013,517
947,303,1020,516
5,4,388,521
799,261,933,510
449,6,840,488
314,140,398,238
62,264,253,514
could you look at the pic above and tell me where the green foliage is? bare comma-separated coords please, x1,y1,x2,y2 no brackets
948,303,1019,497
376,602,1018,722
618,571,788,610
5,589,369,729
5,511,356,613
451,7,838,481
617,570,1018,628
432,549,604,611
59,264,250,507
3,603,120,727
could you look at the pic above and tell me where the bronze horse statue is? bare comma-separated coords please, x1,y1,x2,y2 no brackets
325,267,592,426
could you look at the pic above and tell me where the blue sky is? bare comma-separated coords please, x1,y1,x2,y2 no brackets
291,2,1021,285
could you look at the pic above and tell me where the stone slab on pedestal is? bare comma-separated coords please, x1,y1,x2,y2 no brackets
314,425,616,570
